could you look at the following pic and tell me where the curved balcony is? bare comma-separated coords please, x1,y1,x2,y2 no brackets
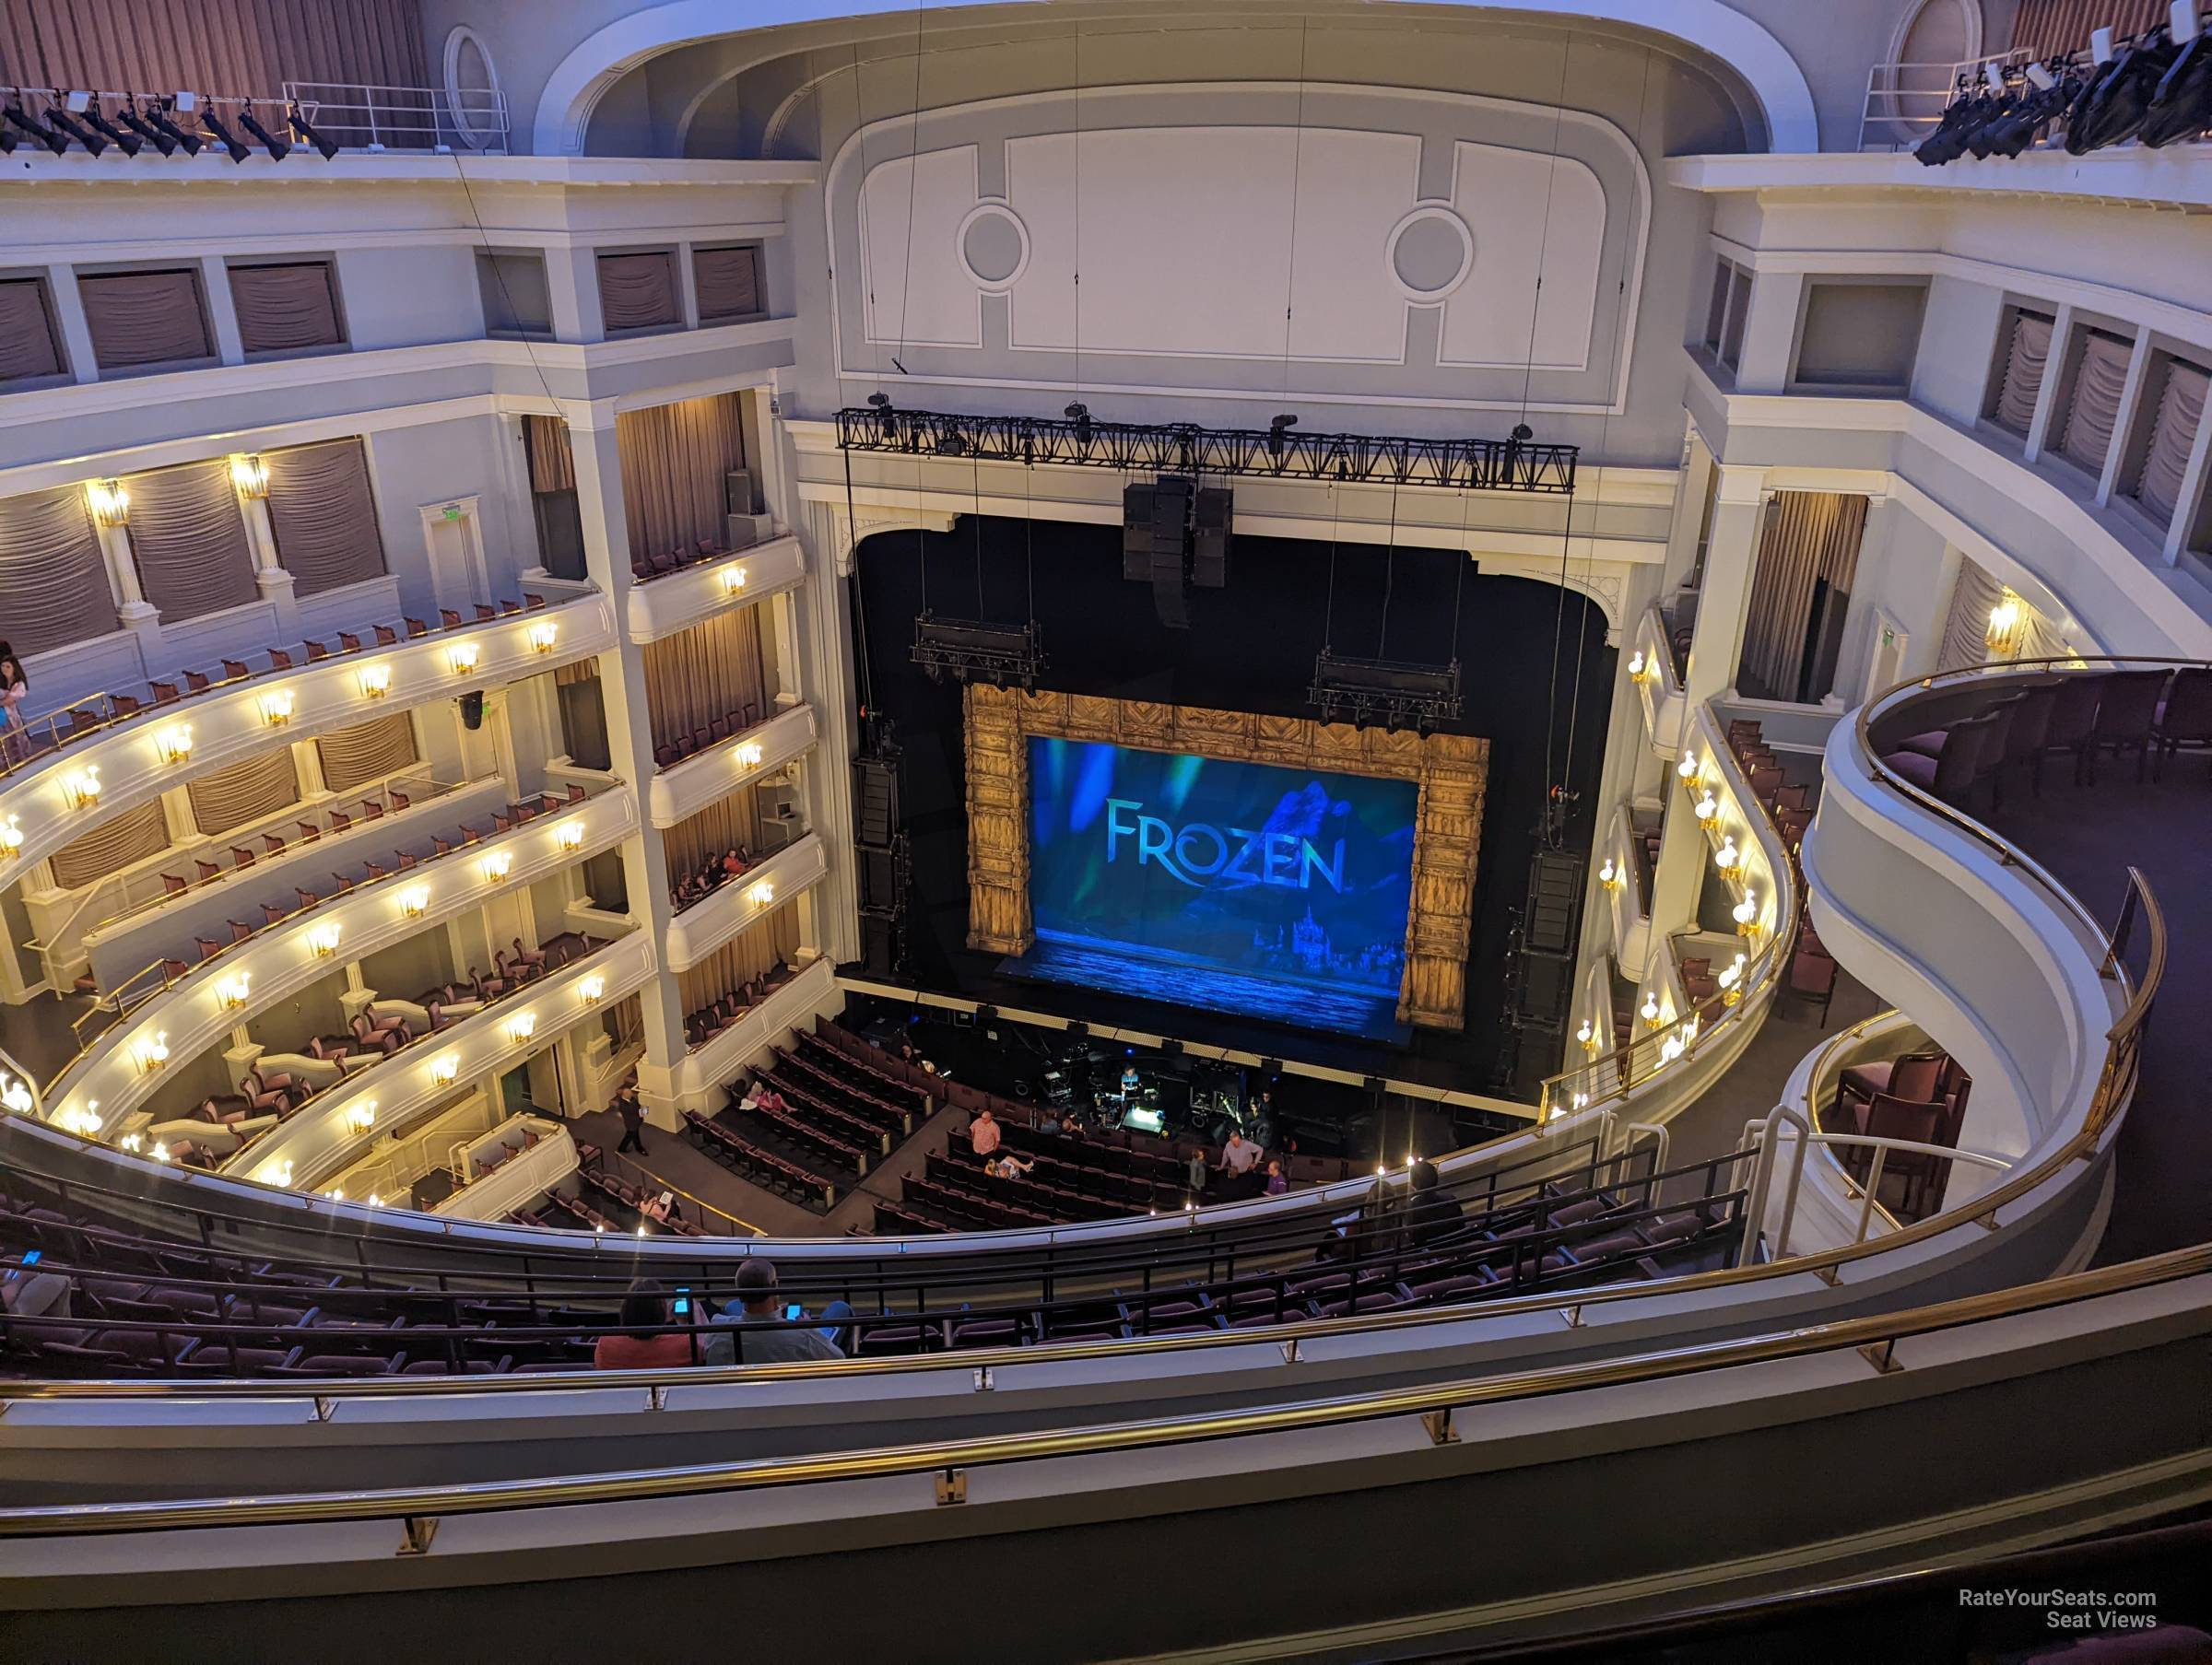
0,592,616,879
32,784,640,1153
647,701,816,828
664,831,825,973
624,534,806,646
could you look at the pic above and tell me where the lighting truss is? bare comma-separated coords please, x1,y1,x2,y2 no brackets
910,612,1045,688
837,407,1577,496
1308,650,1464,733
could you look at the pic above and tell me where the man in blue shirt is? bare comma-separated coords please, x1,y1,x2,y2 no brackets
699,1259,853,1366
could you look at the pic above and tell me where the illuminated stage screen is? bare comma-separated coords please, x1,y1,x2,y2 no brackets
1013,736,1419,1038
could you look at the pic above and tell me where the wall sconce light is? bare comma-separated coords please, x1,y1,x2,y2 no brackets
358,662,392,699
215,973,252,1011
1734,889,1760,934
258,689,295,727
578,974,606,1004
1576,1018,1596,1056
554,819,584,852
448,641,480,675
307,921,342,958
1694,789,1719,825
1985,593,2025,658
86,478,130,527
1677,748,1700,781
1597,856,1621,891
1657,1033,1686,1066
228,453,269,498
1640,990,1662,1028
722,564,749,596
151,1141,171,1163
0,1073,32,1115
735,741,764,768
324,1187,345,1202
1712,835,1740,874
397,883,430,918
526,621,559,655
134,1031,170,1074
1627,648,1654,685
347,1101,377,1134
154,723,194,765
0,815,22,860
56,1101,101,1139
367,1192,383,1207
276,1158,295,1188
120,1132,143,1153
1571,1091,1590,1113
1719,954,1747,1006
748,879,774,908
428,1052,460,1087
62,766,101,810
481,850,513,883
507,1012,537,1045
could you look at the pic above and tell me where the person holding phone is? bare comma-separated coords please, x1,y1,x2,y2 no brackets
592,1280,695,1369
700,1259,852,1365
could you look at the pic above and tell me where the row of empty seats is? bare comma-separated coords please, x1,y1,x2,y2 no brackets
652,701,769,770
682,960,799,1049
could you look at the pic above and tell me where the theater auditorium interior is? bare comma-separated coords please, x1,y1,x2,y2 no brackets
0,0,2208,1659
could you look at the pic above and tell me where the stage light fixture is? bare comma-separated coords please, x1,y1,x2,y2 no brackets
4,103,68,156
1065,401,1094,446
1694,789,1719,825
735,741,764,768
481,850,513,883
554,819,585,852
145,100,202,156
258,690,294,727
1626,648,1649,683
721,564,748,596
1266,413,1298,463
289,104,341,160
237,105,289,159
45,103,104,155
67,92,138,156
526,621,559,655
199,106,252,163
865,390,897,442
117,100,173,155
507,1012,537,1045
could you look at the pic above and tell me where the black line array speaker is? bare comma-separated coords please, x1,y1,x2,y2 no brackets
1523,850,1584,958
854,757,899,848
1149,476,1193,630
1122,483,1156,581
859,846,900,911
859,913,900,978
1192,487,1231,587
458,690,485,731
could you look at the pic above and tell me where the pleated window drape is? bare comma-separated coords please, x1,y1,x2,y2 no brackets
78,269,211,371
640,607,770,751
596,252,680,333
616,393,747,559
228,262,344,355
664,784,763,877
0,0,429,105
1739,492,1868,704
186,747,300,838
122,461,258,620
50,800,170,892
677,901,799,1014
2132,358,2208,526
1937,557,2007,673
315,713,418,795
0,486,121,657
264,438,387,597
524,416,576,492
2059,329,2134,475
693,246,763,322
1992,311,2053,436
2009,0,2164,53
0,279,63,382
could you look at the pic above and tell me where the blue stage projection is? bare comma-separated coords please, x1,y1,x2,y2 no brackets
1013,737,1418,1038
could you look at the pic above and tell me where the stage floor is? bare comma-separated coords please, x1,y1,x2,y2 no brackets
1005,932,1407,1043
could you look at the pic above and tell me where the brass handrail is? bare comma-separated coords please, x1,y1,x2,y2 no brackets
2,1240,2205,1538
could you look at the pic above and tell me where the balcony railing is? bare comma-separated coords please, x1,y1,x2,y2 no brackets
282,82,508,155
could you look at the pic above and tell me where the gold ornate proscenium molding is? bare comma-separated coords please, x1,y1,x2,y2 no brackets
963,686,1488,1031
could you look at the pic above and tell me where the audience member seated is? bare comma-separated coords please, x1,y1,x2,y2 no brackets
699,1260,851,1365
592,1282,697,1369
1406,1160,1465,1245
670,845,755,911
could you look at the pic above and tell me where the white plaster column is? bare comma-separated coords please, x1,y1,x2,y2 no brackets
43,264,98,386
567,403,688,1122
89,510,166,663
234,475,300,636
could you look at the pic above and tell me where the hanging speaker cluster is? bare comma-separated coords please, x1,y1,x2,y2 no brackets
1121,475,1231,630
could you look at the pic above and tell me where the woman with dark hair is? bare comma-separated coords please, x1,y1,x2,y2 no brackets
0,643,27,761
592,1278,696,1369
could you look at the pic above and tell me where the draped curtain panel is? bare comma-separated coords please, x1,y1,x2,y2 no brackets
185,746,300,838
640,606,770,751
2134,359,2208,525
524,416,577,493
315,712,418,795
604,992,644,1053
616,393,747,559
123,461,259,620
264,438,387,597
596,252,681,332
1993,311,2053,436
0,0,428,101
1937,557,2006,673
0,486,121,658
78,270,211,371
676,900,799,1013
664,784,763,877
2008,0,2165,52
693,246,763,322
2060,329,2134,475
228,262,343,355
50,800,170,892
1739,492,1868,703
0,279,63,381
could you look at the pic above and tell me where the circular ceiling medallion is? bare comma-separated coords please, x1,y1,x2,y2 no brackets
957,202,1031,292
1385,204,1475,303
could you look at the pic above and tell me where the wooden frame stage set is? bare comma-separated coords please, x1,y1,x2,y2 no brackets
961,686,1488,1031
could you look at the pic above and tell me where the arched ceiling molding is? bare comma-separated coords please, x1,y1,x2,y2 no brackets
534,0,1819,158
